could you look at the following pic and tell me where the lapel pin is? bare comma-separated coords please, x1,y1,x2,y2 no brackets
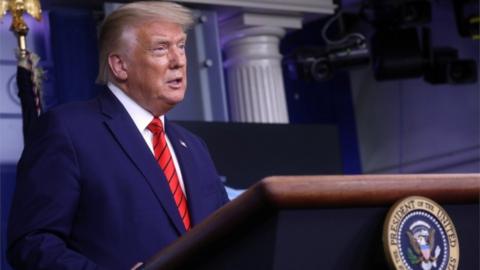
180,140,187,148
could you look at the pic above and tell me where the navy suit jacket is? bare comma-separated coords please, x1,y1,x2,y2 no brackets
7,90,229,269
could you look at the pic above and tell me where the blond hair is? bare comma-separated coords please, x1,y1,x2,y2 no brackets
96,1,194,84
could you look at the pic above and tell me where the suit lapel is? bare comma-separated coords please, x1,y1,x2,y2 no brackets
165,120,204,226
98,90,186,235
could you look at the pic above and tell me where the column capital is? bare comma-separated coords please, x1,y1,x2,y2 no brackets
219,12,292,123
219,12,302,46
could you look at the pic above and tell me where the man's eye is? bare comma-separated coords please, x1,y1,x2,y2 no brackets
178,43,186,50
153,47,167,52
150,46,168,55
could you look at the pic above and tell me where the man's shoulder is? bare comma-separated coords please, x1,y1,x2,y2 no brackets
42,94,105,126
33,97,103,136
49,98,99,117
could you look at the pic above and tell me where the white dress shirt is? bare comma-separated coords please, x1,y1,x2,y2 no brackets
108,82,186,194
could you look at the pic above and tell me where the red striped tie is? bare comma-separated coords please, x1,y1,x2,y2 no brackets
147,118,191,231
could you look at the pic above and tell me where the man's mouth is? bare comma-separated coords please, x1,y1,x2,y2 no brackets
166,77,183,89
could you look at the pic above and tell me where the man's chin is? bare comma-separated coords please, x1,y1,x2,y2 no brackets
167,95,185,106
164,96,185,109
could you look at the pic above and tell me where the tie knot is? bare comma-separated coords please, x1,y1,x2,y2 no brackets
147,118,164,134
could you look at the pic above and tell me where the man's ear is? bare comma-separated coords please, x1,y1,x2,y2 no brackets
107,53,128,81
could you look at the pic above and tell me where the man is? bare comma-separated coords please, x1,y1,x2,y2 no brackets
7,2,229,269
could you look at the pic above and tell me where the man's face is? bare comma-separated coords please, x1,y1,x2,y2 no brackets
122,20,187,116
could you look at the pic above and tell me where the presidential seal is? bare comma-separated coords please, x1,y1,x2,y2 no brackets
383,196,459,270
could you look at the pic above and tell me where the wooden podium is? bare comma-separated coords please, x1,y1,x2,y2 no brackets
144,174,479,270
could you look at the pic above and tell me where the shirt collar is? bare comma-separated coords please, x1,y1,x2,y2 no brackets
107,82,165,132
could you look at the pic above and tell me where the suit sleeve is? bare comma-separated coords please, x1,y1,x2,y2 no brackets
7,111,100,270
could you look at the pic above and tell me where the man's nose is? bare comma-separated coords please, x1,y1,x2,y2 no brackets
169,48,186,69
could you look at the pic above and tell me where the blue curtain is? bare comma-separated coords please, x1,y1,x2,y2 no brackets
48,8,103,108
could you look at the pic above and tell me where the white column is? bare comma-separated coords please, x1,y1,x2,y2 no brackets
221,13,303,123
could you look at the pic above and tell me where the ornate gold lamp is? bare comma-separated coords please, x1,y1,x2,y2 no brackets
0,0,42,59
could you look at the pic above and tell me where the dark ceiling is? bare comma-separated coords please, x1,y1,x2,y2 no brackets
42,0,128,10
40,0,246,11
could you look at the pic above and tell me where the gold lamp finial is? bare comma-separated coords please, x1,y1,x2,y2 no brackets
0,0,42,59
